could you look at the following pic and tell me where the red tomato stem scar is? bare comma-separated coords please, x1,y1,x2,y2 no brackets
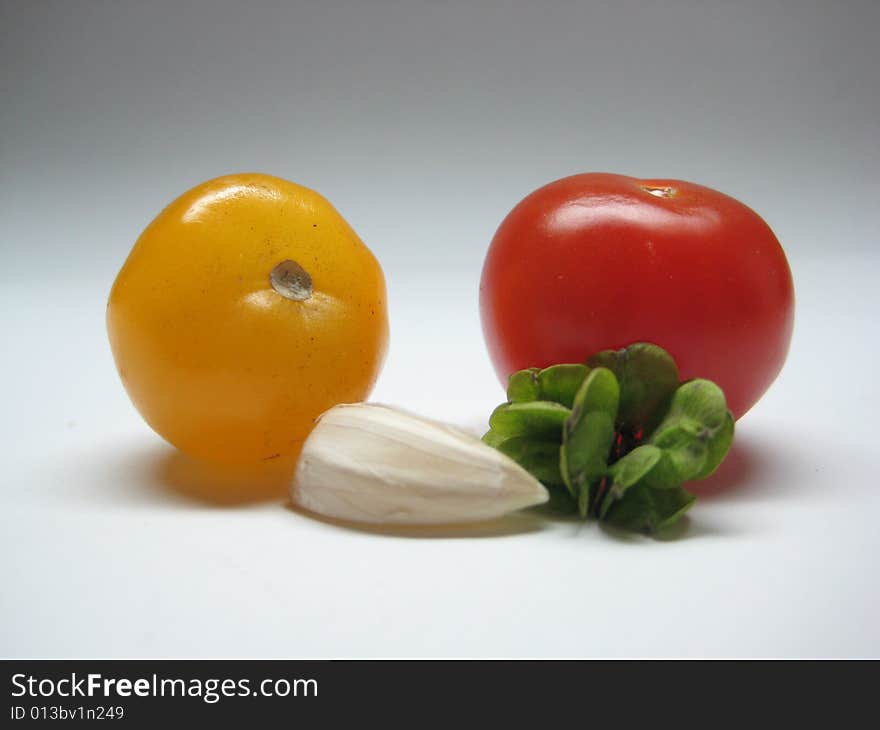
640,184,677,198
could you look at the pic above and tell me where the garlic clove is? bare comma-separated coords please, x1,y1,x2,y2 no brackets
291,403,549,525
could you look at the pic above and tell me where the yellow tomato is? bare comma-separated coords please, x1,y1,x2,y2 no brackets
107,173,388,465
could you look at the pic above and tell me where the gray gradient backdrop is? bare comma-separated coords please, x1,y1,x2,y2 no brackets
2,0,878,657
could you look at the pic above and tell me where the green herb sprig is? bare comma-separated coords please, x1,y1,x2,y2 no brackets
483,343,734,533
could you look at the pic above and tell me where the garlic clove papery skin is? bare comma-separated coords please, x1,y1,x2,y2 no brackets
291,403,549,525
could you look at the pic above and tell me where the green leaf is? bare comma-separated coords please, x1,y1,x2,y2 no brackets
641,453,688,489
603,483,696,533
488,401,571,440
561,412,616,499
481,429,507,448
570,366,620,421
609,444,663,488
694,410,735,480
560,367,620,502
577,484,591,518
646,379,731,484
507,368,541,403
658,378,728,432
647,423,708,485
496,437,563,485
587,342,679,435
485,345,734,536
600,445,663,518
544,483,577,514
536,364,590,408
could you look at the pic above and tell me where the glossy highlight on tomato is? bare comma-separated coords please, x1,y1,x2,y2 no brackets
479,173,794,419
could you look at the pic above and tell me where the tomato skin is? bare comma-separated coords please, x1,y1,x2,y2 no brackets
479,173,794,420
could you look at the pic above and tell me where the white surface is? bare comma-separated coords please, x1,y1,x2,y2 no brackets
2,0,879,658
1,253,879,658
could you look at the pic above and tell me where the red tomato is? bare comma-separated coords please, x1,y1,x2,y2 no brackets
479,173,794,419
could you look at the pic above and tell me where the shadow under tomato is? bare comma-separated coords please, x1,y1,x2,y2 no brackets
83,422,776,534
285,501,547,539
62,442,292,508
152,450,295,506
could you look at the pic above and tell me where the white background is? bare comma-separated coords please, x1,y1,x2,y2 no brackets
2,0,878,657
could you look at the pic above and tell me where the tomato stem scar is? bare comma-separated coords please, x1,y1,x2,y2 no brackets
270,259,313,301
641,185,677,198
